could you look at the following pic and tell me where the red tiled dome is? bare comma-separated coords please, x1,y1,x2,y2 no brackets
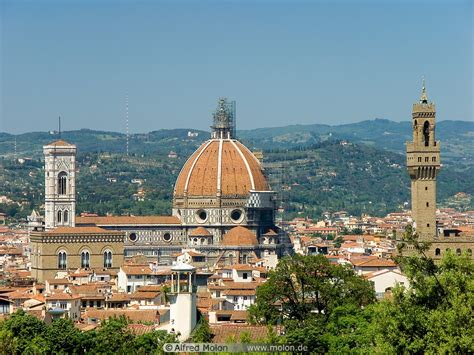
174,139,269,198
221,226,258,246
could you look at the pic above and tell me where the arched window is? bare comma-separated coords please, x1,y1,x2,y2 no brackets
468,249,472,256
63,210,69,223
103,250,112,268
58,172,67,195
435,248,441,256
57,210,62,223
423,121,430,147
81,251,90,269
456,248,461,256
58,251,67,270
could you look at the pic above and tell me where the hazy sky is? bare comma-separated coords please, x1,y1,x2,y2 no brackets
1,0,472,134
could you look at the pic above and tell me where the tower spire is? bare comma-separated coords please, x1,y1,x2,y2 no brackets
420,76,428,104
58,116,62,138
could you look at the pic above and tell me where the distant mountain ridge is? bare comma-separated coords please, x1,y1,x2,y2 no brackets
0,119,472,165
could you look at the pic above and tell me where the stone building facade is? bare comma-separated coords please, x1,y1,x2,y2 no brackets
405,82,473,260
30,140,125,282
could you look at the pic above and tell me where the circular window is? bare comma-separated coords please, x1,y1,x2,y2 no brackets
163,233,172,242
129,233,138,242
196,209,208,223
231,209,243,223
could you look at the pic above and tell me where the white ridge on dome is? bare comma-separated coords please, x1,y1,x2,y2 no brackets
183,140,213,193
217,138,224,193
230,139,255,190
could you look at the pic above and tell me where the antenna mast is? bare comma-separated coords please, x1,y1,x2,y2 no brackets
125,94,129,156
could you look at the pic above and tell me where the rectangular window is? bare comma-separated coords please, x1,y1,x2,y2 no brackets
242,273,248,280
418,157,422,162
432,157,436,162
426,202,429,207
425,157,429,162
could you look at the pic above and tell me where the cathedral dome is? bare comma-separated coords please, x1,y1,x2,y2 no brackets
174,138,269,198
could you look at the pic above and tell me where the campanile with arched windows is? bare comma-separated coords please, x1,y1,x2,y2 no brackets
406,81,441,240
44,140,77,229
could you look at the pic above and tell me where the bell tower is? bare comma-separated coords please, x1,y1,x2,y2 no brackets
406,80,441,240
43,140,76,230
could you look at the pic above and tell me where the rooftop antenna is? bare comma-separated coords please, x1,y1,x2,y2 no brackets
58,116,62,138
125,94,129,156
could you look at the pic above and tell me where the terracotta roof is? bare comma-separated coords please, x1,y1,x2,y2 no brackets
223,289,256,296
76,215,181,226
208,281,260,291
189,227,212,237
46,140,74,147
221,226,258,246
263,229,278,236
136,285,163,292
232,264,254,271
43,226,123,235
210,324,272,343
352,258,397,267
46,293,81,300
106,293,130,302
174,139,269,197
128,324,156,335
226,310,248,321
121,265,155,275
70,284,110,296
84,309,158,323
3,290,32,300
130,291,161,300
46,278,72,285
363,269,405,279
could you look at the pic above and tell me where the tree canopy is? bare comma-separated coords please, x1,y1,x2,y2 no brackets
0,312,177,355
248,247,474,353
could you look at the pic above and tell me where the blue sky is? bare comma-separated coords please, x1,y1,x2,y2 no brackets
1,0,472,133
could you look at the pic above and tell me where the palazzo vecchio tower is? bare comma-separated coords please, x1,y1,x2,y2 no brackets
406,81,441,240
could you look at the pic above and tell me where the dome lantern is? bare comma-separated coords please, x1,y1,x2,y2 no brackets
211,98,235,139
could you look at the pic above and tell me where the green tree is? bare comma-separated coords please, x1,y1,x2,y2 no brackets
83,316,135,354
248,254,376,352
371,227,474,353
249,254,375,325
191,318,213,343
132,330,177,355
45,318,82,354
0,309,47,354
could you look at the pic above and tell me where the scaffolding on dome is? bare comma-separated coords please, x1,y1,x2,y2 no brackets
211,98,236,139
